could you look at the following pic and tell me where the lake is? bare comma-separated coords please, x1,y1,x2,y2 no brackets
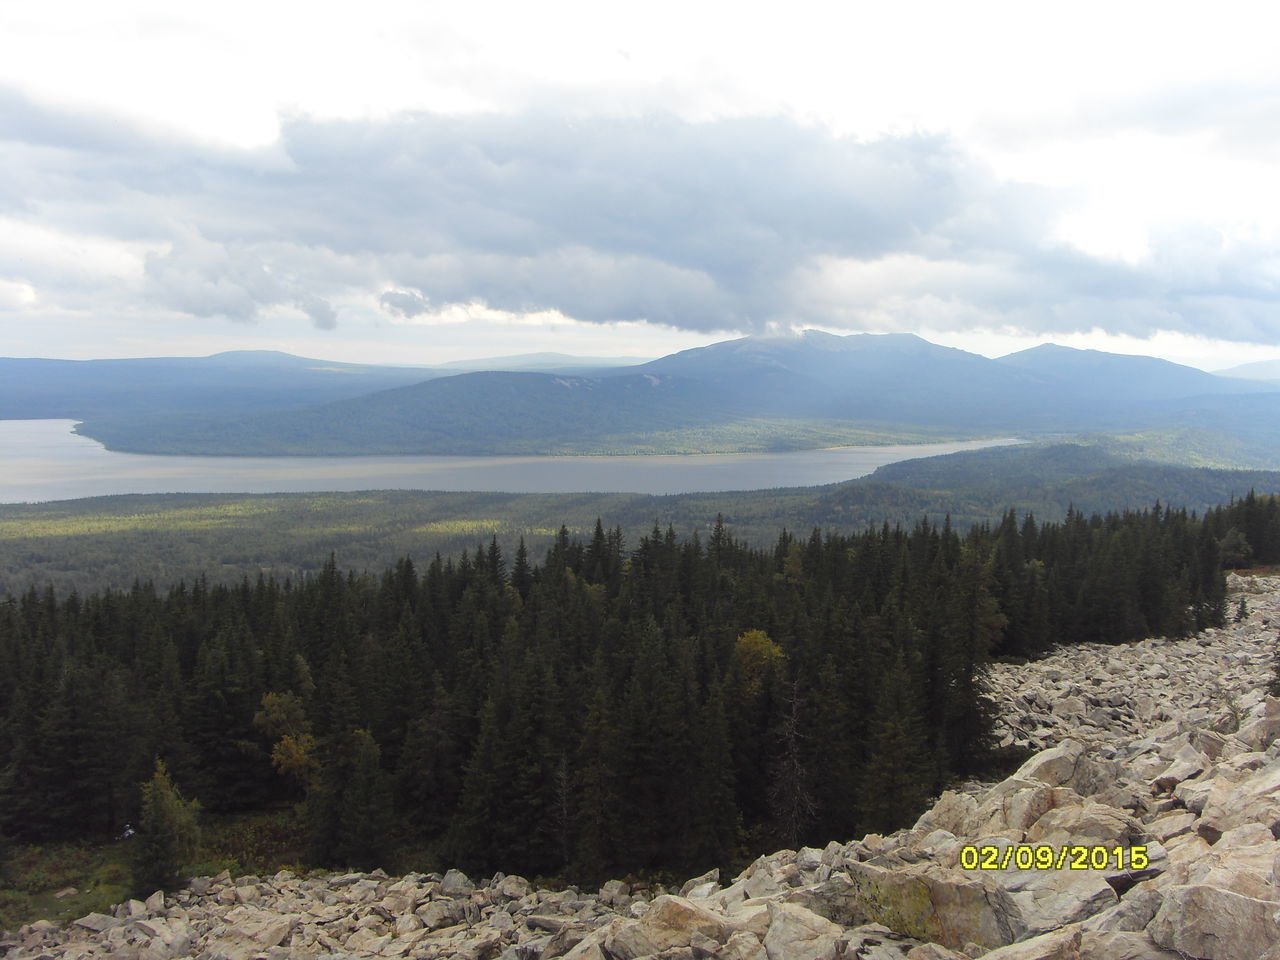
0,420,1022,503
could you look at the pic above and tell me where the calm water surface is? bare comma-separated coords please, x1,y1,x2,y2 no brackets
0,420,1022,503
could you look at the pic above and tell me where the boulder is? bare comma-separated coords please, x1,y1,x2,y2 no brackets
679,868,720,899
440,868,476,897
962,780,1080,840
844,860,1024,952
1147,883,1280,960
779,873,866,926
913,791,979,837
978,927,1082,960
1078,930,1183,959
995,864,1117,938
1197,757,1280,841
72,913,118,933
760,902,843,960
604,895,730,959
1024,801,1142,848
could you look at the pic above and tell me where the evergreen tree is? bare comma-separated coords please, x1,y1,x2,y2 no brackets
766,683,816,849
857,652,933,834
131,759,201,894
307,728,393,870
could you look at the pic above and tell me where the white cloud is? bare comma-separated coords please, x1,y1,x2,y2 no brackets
2,2,1280,363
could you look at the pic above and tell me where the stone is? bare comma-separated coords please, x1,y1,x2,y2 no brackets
962,780,1079,840
440,868,476,897
1079,886,1163,933
913,791,978,836
1198,757,1280,840
994,863,1117,937
597,879,630,907
905,945,970,960
73,913,118,933
1078,931,1183,959
418,899,465,930
1144,811,1197,843
720,930,767,960
780,873,868,927
494,875,533,901
678,869,719,898
394,914,422,935
977,927,1082,960
844,860,1024,952
1147,883,1280,960
760,902,843,960
1024,801,1142,848
605,895,730,958
1014,740,1087,788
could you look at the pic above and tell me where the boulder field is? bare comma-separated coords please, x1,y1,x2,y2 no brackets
5,574,1279,960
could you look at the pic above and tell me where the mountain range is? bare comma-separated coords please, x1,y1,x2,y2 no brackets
5,331,1278,464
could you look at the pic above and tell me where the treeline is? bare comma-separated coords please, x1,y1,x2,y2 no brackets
6,445,1280,601
0,499,1248,883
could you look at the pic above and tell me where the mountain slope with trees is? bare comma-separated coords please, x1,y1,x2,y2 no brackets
3,495,1265,884
24,332,1276,461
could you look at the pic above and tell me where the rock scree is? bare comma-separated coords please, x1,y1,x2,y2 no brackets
5,573,1280,960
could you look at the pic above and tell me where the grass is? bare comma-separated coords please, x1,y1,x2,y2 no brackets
0,843,131,932
0,808,314,933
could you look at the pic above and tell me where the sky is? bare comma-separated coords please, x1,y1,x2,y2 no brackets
2,1,1279,369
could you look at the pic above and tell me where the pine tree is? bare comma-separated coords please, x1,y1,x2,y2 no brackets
131,759,201,894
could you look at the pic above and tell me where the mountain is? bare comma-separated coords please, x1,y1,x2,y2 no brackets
15,333,1280,462
436,352,650,373
76,371,746,456
1216,358,1280,382
626,330,1047,424
996,342,1264,406
0,351,442,421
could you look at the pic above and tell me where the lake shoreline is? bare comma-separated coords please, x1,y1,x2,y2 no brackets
1,420,1024,503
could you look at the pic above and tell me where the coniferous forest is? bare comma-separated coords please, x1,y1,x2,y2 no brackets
3,495,1277,884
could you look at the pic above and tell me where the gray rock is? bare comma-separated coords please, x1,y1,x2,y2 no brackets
1147,883,1280,960
760,901,843,960
440,868,476,898
73,913,118,933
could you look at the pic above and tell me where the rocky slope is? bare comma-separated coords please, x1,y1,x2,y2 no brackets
5,576,1279,960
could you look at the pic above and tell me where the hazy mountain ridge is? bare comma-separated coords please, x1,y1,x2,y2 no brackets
7,333,1280,462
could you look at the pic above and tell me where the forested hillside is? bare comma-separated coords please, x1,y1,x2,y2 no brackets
4,443,1280,598
32,333,1280,460
4,496,1267,884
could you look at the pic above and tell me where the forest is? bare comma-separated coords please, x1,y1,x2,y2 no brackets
5,442,1280,600
4,493,1275,888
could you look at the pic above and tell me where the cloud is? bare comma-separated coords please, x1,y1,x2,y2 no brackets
2,86,1279,344
379,288,431,317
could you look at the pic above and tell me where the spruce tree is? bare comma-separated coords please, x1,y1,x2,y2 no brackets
131,759,201,895
307,729,393,870
332,730,393,870
857,652,933,834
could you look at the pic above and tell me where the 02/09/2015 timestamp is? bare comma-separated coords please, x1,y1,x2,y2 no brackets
959,844,1150,871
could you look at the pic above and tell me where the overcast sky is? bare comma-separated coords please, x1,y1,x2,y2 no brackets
2,1,1279,368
